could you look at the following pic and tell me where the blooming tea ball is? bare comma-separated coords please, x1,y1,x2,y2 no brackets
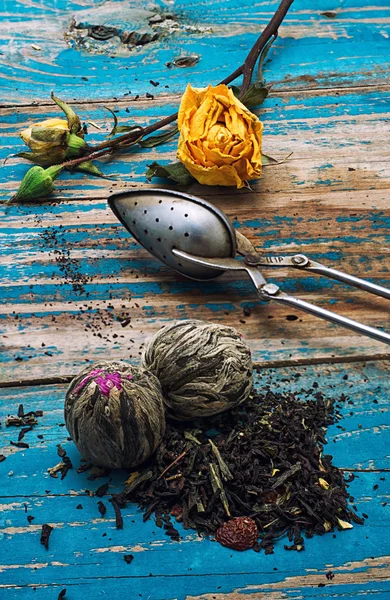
64,361,165,469
142,320,253,420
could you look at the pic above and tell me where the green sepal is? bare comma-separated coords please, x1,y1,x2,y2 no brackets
6,164,62,204
139,127,179,148
51,92,83,136
146,161,195,185
65,133,87,158
15,151,48,166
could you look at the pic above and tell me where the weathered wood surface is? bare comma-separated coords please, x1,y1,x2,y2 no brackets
1,84,389,382
1,0,390,597
1,363,389,598
0,1,389,104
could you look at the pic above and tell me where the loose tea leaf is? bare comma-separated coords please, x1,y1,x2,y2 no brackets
98,501,107,517
95,482,109,497
0,455,6,462
110,498,124,529
58,590,66,599
10,441,29,449
40,524,53,549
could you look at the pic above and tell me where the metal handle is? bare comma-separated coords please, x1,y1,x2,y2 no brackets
305,262,390,301
290,255,390,301
260,284,390,345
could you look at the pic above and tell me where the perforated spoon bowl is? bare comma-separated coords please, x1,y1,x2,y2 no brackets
108,189,236,280
108,189,390,345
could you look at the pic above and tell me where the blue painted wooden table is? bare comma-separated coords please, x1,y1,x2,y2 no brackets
0,0,389,598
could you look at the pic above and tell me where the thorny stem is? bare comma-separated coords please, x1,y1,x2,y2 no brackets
63,0,294,169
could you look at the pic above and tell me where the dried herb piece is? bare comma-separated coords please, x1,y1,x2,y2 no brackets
10,441,29,449
57,445,66,458
124,554,134,564
48,446,72,480
18,426,33,441
110,498,123,529
111,388,362,553
95,482,109,497
40,524,53,549
98,501,107,517
77,462,92,473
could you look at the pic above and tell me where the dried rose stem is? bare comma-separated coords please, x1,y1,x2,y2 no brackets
64,0,294,170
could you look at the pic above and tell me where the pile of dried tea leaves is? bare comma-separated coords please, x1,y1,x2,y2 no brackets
113,386,363,553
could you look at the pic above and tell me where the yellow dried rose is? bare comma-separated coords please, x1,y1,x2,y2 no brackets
177,84,263,188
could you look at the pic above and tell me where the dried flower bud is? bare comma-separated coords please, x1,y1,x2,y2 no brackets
20,118,69,165
215,517,258,550
7,165,62,204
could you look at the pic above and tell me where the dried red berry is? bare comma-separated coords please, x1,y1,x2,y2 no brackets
215,517,258,550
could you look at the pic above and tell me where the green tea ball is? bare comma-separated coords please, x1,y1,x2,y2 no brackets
142,320,253,420
64,361,165,469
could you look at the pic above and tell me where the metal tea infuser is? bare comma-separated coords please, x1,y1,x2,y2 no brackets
108,189,390,345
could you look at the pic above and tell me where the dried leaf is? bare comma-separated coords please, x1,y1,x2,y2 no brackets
336,517,353,530
257,34,277,83
319,478,330,490
240,82,269,107
262,152,293,166
139,127,178,148
146,161,195,186
209,439,233,481
75,160,106,178
184,431,202,445
271,463,301,489
209,463,231,517
323,520,332,532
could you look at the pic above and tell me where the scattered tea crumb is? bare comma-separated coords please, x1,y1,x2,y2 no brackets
326,571,335,580
110,498,124,529
124,554,134,564
40,524,53,549
0,455,6,462
58,590,66,599
96,482,109,497
76,504,83,509
98,501,107,517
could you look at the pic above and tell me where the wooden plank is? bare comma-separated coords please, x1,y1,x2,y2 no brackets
1,86,389,381
1,362,389,598
0,1,389,104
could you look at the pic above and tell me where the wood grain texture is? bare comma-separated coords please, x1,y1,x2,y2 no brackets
1,1,390,597
1,363,389,599
1,85,389,382
0,0,389,104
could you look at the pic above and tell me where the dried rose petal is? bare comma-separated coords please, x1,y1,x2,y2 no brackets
215,517,258,550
